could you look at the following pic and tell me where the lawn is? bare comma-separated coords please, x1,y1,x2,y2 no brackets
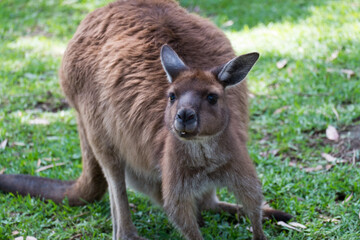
0,0,359,239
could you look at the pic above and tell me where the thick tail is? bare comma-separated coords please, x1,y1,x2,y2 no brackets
263,207,294,222
0,174,75,204
0,172,107,206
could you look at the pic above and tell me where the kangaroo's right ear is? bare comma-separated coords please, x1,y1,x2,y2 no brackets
212,52,259,88
160,45,188,83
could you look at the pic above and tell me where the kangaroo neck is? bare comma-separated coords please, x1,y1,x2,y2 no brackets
166,128,233,170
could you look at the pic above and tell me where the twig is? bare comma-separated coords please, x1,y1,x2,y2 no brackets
36,162,66,172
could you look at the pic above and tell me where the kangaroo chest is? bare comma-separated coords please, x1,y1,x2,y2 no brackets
182,140,230,173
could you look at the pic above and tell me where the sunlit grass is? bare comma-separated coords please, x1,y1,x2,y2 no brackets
7,36,65,57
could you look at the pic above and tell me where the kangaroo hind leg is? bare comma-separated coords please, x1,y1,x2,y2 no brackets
63,115,108,206
197,189,293,223
84,128,147,240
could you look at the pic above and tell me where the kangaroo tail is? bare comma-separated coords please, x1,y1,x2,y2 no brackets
263,206,294,222
0,173,107,206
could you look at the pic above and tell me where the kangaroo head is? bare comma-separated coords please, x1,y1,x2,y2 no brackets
161,45,259,140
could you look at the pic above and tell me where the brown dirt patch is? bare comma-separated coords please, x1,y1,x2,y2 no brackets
34,91,70,112
325,124,360,164
35,98,69,112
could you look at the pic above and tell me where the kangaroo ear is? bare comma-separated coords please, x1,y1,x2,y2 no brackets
160,45,188,83
212,52,259,87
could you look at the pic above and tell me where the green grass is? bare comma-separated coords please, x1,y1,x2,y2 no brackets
1,0,360,239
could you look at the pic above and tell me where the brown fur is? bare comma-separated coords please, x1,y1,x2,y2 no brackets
0,1,292,239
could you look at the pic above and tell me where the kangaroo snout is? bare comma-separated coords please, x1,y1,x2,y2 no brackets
174,108,198,136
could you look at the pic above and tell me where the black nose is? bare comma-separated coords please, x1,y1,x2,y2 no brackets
176,108,197,125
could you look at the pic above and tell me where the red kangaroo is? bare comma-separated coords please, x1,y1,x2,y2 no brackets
0,1,292,239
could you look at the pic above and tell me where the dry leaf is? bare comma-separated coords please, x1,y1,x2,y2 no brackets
288,222,307,229
273,106,289,115
288,161,297,167
222,20,234,27
327,50,339,61
321,153,347,164
341,69,355,79
29,118,50,125
26,237,37,240
304,165,323,172
259,137,269,144
342,192,353,204
0,168,5,174
289,161,303,169
71,211,90,220
262,202,270,209
326,125,339,141
270,149,279,156
248,92,256,99
277,221,302,232
331,106,339,120
43,157,60,162
320,214,341,224
326,68,336,73
12,142,26,146
70,233,83,240
325,164,334,171
36,162,66,172
321,153,336,162
353,150,357,166
0,139,8,150
276,59,288,69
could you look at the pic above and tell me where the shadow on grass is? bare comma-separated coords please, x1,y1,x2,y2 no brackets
180,0,332,30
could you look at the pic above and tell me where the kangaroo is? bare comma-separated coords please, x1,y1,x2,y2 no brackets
0,1,292,239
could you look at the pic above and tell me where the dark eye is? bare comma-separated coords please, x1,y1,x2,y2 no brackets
207,93,218,105
169,92,176,103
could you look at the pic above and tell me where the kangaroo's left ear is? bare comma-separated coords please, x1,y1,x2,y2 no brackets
212,52,259,87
